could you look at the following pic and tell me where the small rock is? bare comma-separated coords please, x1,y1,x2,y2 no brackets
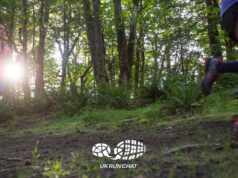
25,159,32,166
44,150,50,154
214,138,220,143
167,126,173,130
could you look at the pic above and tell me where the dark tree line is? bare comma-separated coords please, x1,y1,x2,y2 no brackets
0,0,234,108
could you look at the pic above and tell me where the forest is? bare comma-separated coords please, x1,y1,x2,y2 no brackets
0,0,238,178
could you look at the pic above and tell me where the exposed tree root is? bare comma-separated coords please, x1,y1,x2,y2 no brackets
0,157,22,161
162,143,222,156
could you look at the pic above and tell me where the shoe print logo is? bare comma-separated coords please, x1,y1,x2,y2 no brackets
92,140,146,160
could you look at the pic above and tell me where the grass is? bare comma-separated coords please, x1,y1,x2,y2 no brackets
6,91,238,178
2,91,238,137
0,115,27,136
30,104,206,136
31,102,165,135
163,143,238,178
200,92,238,116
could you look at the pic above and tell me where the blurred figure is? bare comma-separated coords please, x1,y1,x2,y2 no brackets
201,1,238,96
0,23,11,97
201,1,238,141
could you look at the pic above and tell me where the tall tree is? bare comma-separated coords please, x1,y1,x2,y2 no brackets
83,0,107,86
93,0,107,85
205,0,222,58
113,0,140,86
113,0,128,86
20,0,30,101
35,0,50,97
127,0,140,83
53,0,80,88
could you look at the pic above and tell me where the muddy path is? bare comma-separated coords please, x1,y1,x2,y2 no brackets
0,116,236,178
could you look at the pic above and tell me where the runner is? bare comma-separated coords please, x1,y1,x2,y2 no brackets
0,23,11,97
201,1,238,96
201,0,238,140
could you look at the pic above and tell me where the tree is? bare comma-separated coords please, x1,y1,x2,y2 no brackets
127,0,140,83
205,0,222,58
35,0,50,97
20,0,30,101
83,0,107,87
113,0,129,86
52,0,81,88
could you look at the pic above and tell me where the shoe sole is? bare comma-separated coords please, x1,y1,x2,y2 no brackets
204,57,211,74
201,58,212,96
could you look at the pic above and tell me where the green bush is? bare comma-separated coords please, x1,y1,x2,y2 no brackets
201,91,238,116
32,93,53,113
164,79,201,113
47,88,87,114
95,85,130,109
217,73,238,89
0,101,14,120
138,81,165,104
141,101,165,120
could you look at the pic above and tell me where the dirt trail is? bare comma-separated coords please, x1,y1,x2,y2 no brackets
0,116,236,178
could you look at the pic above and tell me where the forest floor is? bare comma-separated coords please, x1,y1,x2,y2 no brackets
0,109,238,178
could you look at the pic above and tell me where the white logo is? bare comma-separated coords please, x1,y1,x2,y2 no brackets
92,140,146,160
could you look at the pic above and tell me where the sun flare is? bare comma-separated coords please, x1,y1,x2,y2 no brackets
4,62,23,81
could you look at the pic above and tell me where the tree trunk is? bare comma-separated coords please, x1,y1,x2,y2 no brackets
61,2,69,88
83,0,97,80
113,0,128,86
127,0,139,83
135,42,140,89
152,40,159,81
140,32,145,87
32,0,36,64
93,0,107,85
83,0,107,86
35,0,50,97
205,0,222,58
21,0,30,101
6,0,16,52
108,42,116,84
3,0,15,103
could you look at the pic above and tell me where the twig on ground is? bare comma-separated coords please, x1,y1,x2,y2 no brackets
162,143,222,156
0,157,22,161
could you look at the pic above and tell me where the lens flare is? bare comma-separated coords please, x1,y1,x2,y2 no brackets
4,62,23,81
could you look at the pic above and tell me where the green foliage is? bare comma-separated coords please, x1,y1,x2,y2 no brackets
48,88,88,114
70,152,101,177
43,159,69,178
0,101,14,120
95,85,130,109
0,0,236,115
163,77,201,113
201,92,238,116
217,74,238,90
16,165,31,178
140,101,164,120
168,168,175,178
32,104,165,135
138,81,165,104
32,141,40,167
32,94,52,113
